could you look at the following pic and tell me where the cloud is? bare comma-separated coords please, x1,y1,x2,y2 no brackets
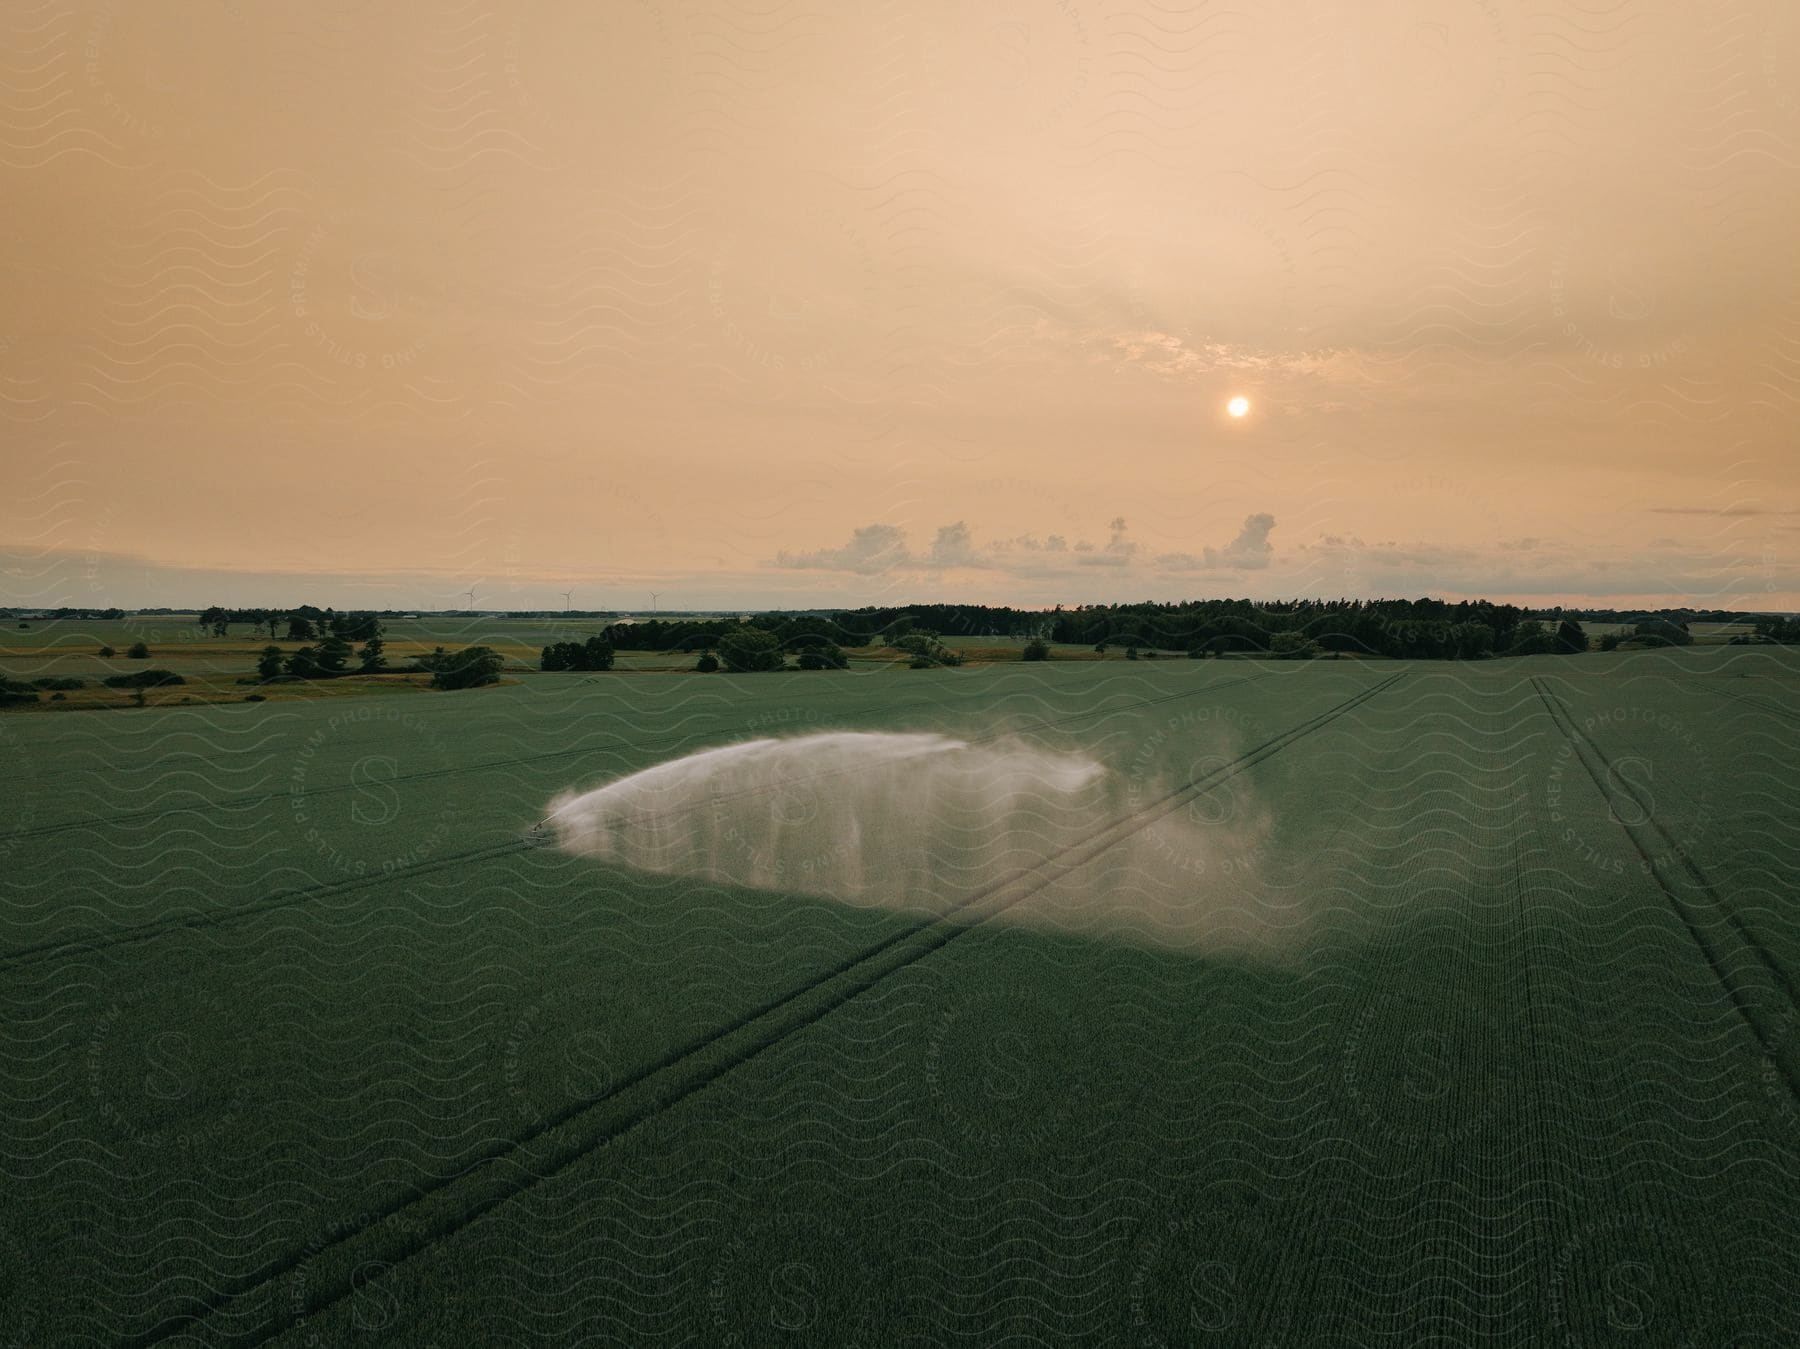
991,533,1071,554
774,523,910,574
1101,330,1348,383
926,521,986,568
1647,506,1797,518
1155,513,1277,571
774,514,1278,579
1285,530,1795,603
1077,516,1139,567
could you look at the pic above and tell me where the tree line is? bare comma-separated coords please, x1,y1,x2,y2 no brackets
590,600,1592,662
198,606,381,641
1026,598,1585,657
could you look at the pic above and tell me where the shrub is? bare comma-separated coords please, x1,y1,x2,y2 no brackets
1599,633,1621,652
32,677,84,690
49,692,65,701
909,656,934,669
695,652,720,673
244,693,267,702
125,641,150,659
103,669,185,690
0,679,37,707
795,645,847,671
1125,647,1139,661
98,645,115,658
1021,639,1051,662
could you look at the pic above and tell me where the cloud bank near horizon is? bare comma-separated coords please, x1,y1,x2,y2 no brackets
774,514,1278,577
2,517,1794,614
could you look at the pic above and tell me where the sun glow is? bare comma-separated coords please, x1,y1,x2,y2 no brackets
1227,396,1250,418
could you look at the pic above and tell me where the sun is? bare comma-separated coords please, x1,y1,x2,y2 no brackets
1227,396,1250,418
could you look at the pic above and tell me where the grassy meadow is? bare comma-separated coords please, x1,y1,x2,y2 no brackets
2,641,1797,1342
0,616,1214,712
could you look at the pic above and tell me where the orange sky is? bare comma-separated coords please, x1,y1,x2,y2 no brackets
3,1,1797,611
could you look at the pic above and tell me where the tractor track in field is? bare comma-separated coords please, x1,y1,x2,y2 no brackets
1677,679,1800,726
4,695,952,842
128,672,1404,1347
1,678,1261,971
1531,677,1800,1103
5,676,1261,843
0,837,538,972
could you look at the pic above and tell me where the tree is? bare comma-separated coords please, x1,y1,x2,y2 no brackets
1555,619,1588,654
286,615,315,641
580,636,615,670
893,631,961,667
541,637,616,672
358,636,387,672
796,644,847,670
695,651,720,673
256,645,284,681
286,646,320,680
315,636,353,674
426,645,504,690
1631,618,1692,647
1125,646,1139,660
1022,639,1051,662
98,645,115,658
1504,621,1558,656
334,613,381,642
1270,631,1319,660
717,627,785,673
126,641,150,659
1752,615,1800,644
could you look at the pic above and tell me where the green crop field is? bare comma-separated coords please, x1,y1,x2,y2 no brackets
3,646,1797,1344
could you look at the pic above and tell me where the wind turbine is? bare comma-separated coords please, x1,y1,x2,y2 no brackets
649,591,661,614
459,586,477,611
560,587,574,612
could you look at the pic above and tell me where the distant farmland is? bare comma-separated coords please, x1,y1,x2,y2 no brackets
2,646,1796,1342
